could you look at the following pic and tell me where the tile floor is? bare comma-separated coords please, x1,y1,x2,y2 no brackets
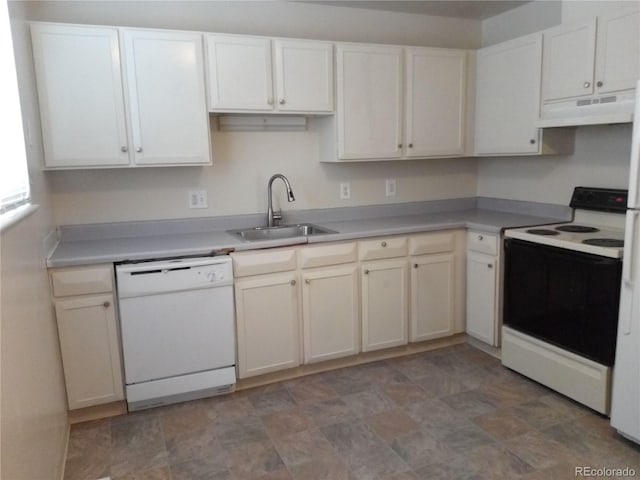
64,344,640,480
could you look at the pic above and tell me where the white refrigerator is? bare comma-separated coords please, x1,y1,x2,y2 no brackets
611,80,640,444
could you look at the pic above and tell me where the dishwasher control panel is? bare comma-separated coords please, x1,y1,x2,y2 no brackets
116,256,233,298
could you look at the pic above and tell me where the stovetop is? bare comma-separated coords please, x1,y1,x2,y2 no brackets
505,220,625,258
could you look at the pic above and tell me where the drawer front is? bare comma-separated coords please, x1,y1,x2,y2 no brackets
409,231,456,256
231,248,297,277
50,265,113,297
467,231,498,255
299,242,357,269
358,236,408,261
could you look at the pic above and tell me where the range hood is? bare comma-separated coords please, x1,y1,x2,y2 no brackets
536,90,635,128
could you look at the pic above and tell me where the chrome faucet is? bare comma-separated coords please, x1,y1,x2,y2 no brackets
267,174,295,227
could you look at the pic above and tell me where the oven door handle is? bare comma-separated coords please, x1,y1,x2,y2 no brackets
623,211,639,287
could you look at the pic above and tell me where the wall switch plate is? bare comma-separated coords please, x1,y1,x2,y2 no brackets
340,182,351,200
385,179,397,197
188,190,208,209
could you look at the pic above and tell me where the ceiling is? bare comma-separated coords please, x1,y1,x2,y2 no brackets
299,1,532,20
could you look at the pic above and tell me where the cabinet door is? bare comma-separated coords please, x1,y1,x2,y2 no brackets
361,259,408,352
405,48,466,157
234,272,300,378
542,20,597,102
31,24,129,168
123,30,210,165
474,34,542,155
55,294,124,409
337,44,403,160
274,40,334,113
207,35,273,111
595,6,640,95
466,251,498,346
410,253,455,342
301,265,359,363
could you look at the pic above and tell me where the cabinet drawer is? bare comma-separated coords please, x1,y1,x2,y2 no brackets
409,231,456,256
358,236,408,261
50,265,113,297
467,231,498,255
231,248,297,277
299,242,357,269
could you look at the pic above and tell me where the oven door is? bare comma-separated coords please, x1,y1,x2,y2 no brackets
503,238,622,366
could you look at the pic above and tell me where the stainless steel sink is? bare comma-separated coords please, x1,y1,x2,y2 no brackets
228,223,337,242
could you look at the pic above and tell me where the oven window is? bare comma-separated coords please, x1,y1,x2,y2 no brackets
503,238,622,366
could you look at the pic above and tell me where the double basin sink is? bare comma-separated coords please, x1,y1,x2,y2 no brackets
228,223,337,242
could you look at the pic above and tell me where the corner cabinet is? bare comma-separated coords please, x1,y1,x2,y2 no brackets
466,231,502,347
474,33,573,156
49,265,124,410
333,43,467,161
31,23,211,169
207,34,334,113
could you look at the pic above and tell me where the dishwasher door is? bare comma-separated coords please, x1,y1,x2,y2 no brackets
116,256,235,385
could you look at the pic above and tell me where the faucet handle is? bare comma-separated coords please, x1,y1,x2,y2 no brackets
273,210,283,224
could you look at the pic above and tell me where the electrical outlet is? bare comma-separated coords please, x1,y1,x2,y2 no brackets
340,182,351,200
188,190,208,209
385,178,397,197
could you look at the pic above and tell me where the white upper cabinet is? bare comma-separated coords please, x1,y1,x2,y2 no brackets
207,35,334,113
334,43,467,162
475,34,543,155
123,30,210,166
542,20,597,102
31,23,211,169
274,39,334,112
594,6,640,95
31,24,129,168
336,44,404,160
542,6,639,102
207,35,274,111
405,47,466,157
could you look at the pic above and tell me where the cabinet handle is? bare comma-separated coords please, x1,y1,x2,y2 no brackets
267,98,273,106
121,146,128,153
597,81,603,88
381,241,387,247
488,264,493,269
103,301,110,308
135,147,143,153
408,143,413,148
414,263,418,269
279,99,286,105
305,279,310,285
529,139,536,145
290,279,296,286
398,144,402,148
583,81,591,88
478,235,483,241
364,269,370,275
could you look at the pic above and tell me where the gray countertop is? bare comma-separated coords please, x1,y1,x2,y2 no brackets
47,201,569,267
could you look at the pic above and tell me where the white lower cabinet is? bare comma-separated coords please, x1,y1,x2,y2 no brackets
301,265,359,363
49,265,124,410
361,259,409,352
410,253,455,341
233,271,300,379
466,231,502,346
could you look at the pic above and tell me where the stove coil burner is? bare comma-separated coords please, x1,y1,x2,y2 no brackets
582,238,624,248
526,229,560,236
555,225,600,233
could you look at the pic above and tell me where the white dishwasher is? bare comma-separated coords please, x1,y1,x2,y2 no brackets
116,256,236,411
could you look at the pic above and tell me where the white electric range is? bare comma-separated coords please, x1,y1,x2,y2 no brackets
501,187,627,415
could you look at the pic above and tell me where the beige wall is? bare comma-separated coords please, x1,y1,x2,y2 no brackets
2,2,68,479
